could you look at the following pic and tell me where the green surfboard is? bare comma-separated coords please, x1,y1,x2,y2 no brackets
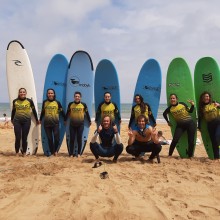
166,57,197,158
194,57,220,159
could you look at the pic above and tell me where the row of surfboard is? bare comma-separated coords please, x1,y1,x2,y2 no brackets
168,57,220,159
6,40,220,159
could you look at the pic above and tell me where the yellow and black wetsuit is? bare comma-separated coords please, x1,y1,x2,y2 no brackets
65,101,91,156
128,103,156,127
163,102,196,157
199,102,220,124
11,98,38,123
40,100,65,126
66,101,91,126
198,102,220,159
11,98,38,154
163,102,194,123
95,101,121,123
40,99,65,155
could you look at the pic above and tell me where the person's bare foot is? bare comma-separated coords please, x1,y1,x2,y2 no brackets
16,153,19,157
54,152,58,156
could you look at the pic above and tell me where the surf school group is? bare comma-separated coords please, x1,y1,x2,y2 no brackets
5,40,220,163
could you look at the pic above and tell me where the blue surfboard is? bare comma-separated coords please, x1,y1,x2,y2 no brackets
130,59,162,128
41,54,68,156
94,59,121,129
66,50,94,156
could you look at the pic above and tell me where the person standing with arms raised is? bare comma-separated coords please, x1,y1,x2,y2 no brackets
163,94,196,158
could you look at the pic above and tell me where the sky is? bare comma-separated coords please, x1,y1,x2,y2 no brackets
1,0,220,103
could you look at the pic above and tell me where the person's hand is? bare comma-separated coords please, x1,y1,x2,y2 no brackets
113,124,118,133
97,124,102,133
151,127,157,137
214,101,220,108
187,99,194,106
128,129,133,137
36,120,40,125
168,122,172,127
89,121,92,127
119,120,122,124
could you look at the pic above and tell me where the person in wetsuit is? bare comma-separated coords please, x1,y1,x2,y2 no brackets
11,88,39,156
198,91,220,160
95,92,121,126
65,91,91,157
163,94,196,157
126,114,161,163
128,94,156,129
40,88,65,156
90,115,123,166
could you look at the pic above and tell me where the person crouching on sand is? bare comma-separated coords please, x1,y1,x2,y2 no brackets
90,115,123,168
126,114,161,163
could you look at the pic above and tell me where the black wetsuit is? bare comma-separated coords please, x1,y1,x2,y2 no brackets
11,98,38,154
163,102,196,157
40,99,65,155
90,127,123,160
126,125,161,159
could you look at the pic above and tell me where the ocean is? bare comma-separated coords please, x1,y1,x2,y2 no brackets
0,103,167,123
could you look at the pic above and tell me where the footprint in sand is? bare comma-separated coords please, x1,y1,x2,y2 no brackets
199,205,220,216
189,209,206,218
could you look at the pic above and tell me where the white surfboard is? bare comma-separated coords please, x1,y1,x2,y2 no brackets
6,40,39,155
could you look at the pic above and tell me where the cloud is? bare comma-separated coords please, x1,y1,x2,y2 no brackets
1,0,220,105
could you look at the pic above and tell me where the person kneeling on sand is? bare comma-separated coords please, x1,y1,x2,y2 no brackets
90,115,123,167
126,114,162,163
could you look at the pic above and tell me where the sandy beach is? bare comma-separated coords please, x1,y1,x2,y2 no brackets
0,122,220,220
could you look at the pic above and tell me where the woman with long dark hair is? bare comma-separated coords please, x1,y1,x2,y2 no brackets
128,94,156,128
198,91,220,159
40,88,65,156
163,94,196,157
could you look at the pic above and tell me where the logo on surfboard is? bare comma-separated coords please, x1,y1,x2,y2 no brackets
69,75,90,87
102,86,117,90
52,81,66,87
168,83,180,87
143,85,160,91
12,60,22,66
202,73,213,83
